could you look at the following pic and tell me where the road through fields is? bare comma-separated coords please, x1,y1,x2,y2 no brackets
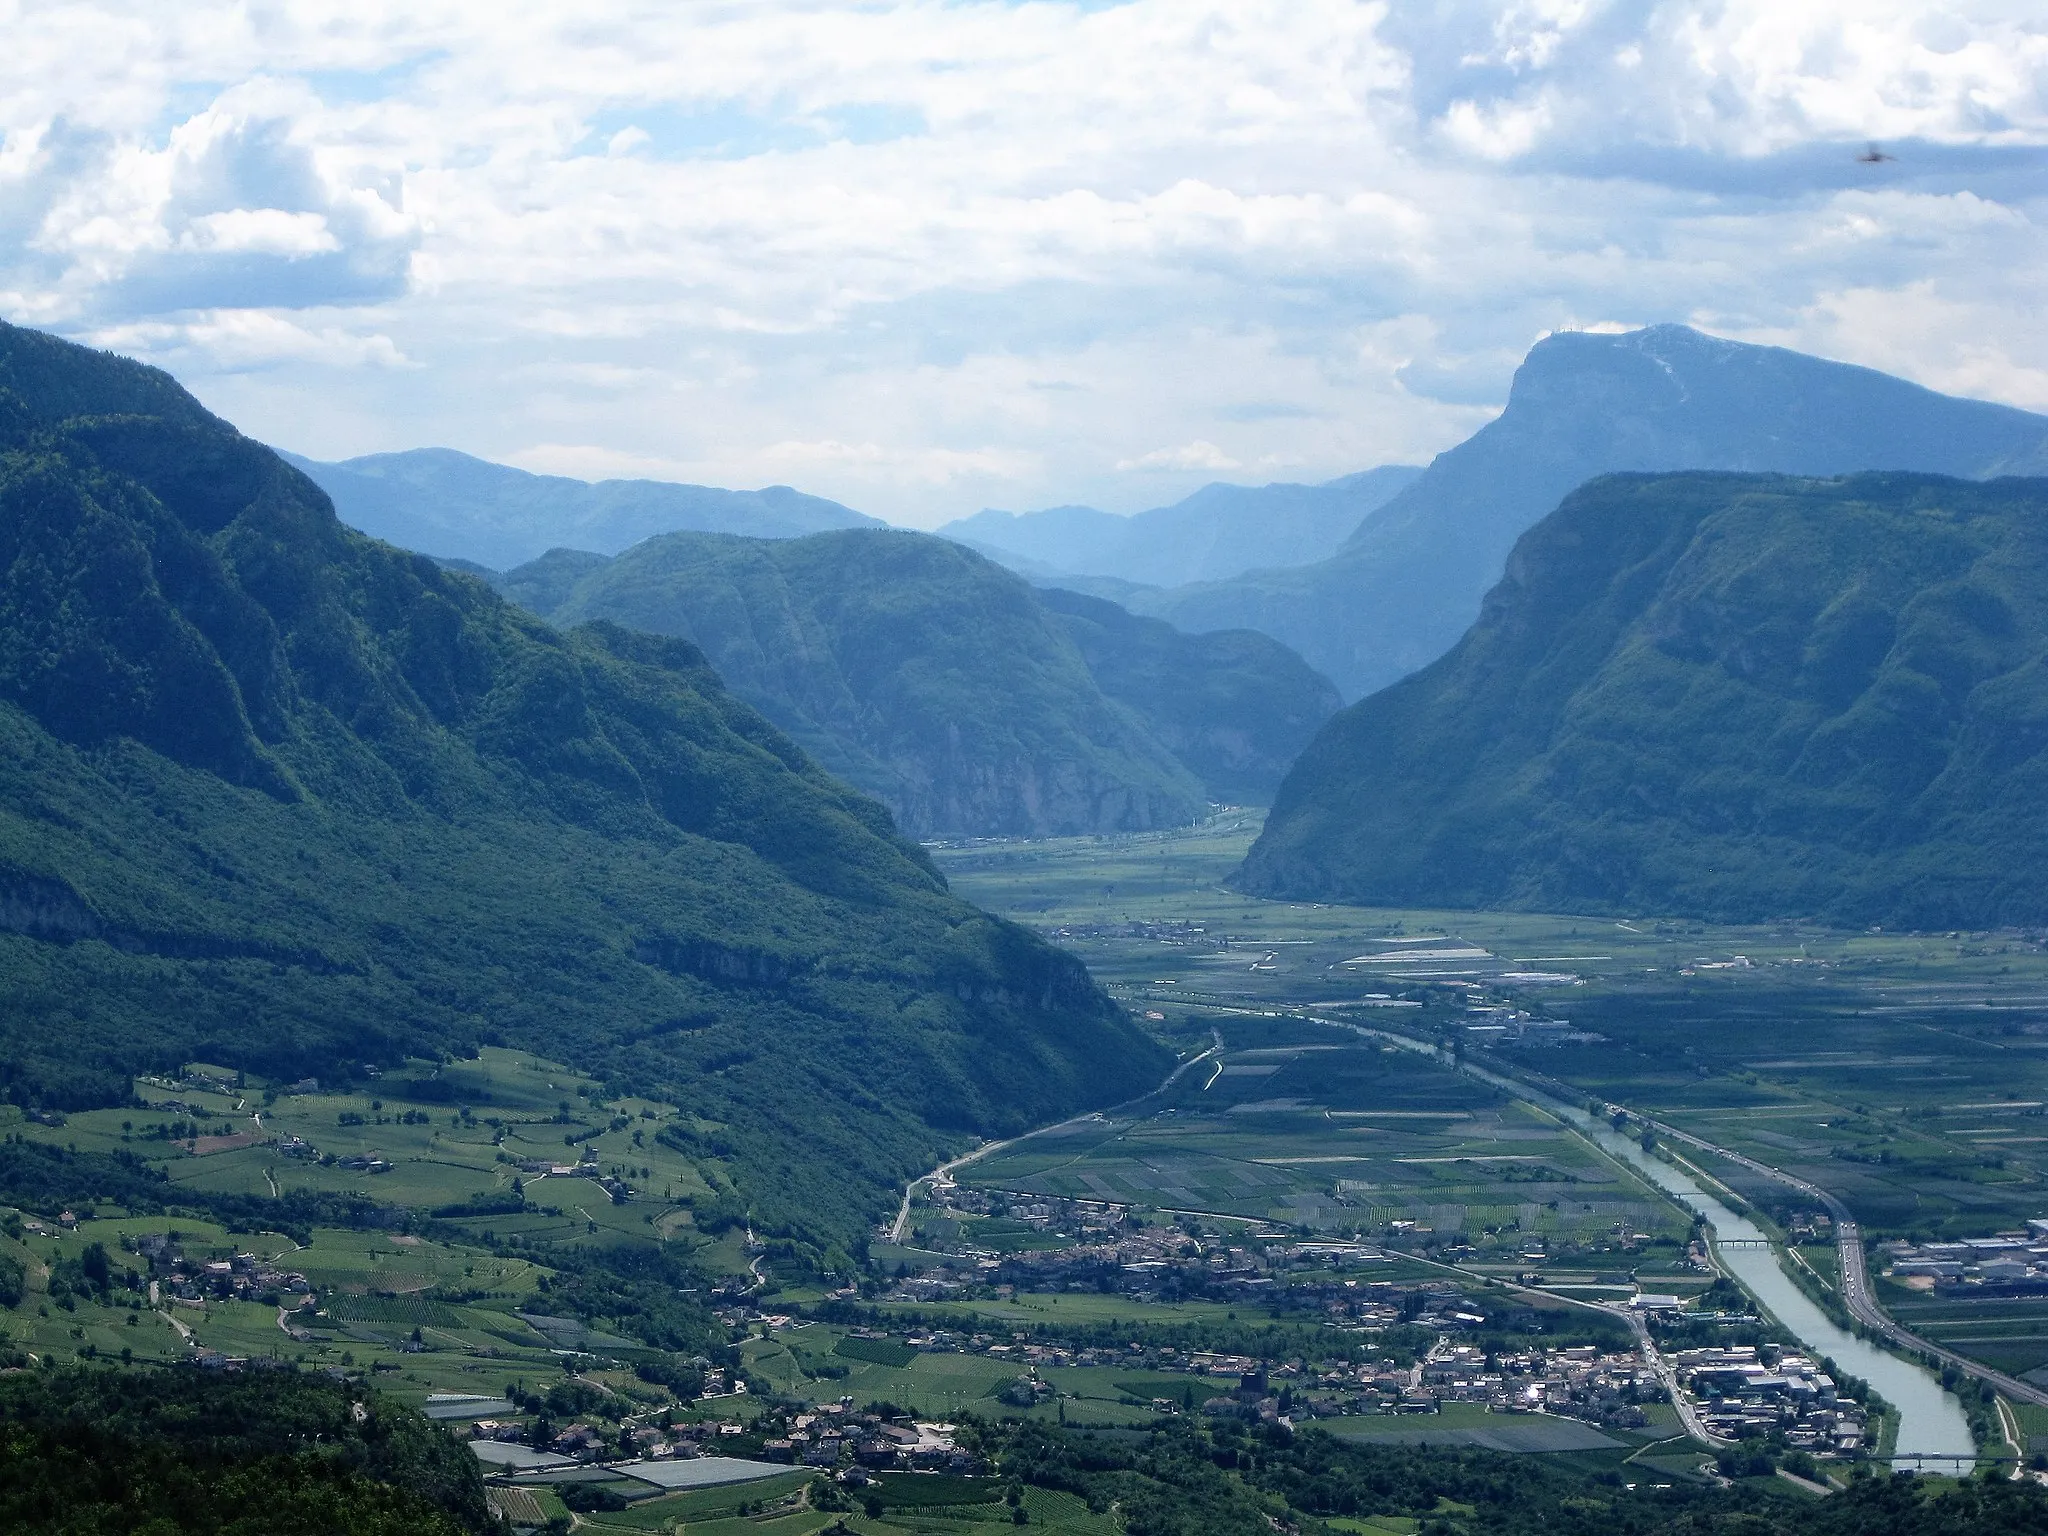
1295,1010,1978,1466
888,1031,1222,1244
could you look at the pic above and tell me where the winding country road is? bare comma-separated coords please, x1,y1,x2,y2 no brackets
887,1032,1222,1244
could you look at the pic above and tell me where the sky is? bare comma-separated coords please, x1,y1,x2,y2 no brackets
2,1,2045,528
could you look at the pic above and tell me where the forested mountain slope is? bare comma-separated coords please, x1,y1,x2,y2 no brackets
0,322,1167,1249
0,1368,488,1536
1242,472,2048,929
510,530,1214,837
289,446,878,569
1136,327,2048,699
1037,586,1341,806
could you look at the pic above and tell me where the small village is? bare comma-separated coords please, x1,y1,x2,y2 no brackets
128,1234,312,1308
469,1402,974,1476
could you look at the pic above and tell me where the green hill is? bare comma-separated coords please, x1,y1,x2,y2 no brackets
1242,472,2048,929
1037,586,1341,805
0,321,1169,1249
511,529,1213,837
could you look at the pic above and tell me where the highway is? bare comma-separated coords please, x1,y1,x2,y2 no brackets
1308,1012,2048,1417
1626,1107,2048,1412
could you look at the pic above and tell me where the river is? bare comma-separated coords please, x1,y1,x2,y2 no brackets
1576,1110,1977,1469
1335,1022,1978,1469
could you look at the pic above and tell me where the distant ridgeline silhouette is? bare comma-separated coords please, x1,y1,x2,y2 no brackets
939,464,1424,590
288,446,880,569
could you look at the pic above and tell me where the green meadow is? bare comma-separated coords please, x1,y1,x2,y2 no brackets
0,1044,768,1402
7,1046,746,1274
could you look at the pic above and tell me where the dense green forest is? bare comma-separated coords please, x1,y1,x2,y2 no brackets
0,320,1168,1251
501,528,1212,837
983,1419,2048,1536
1244,471,2048,928
0,1367,488,1535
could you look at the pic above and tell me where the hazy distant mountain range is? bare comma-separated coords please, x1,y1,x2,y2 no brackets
1244,470,2048,929
288,429,1354,838
286,447,879,569
1121,326,2048,700
296,329,2048,712
938,465,1423,588
490,530,1340,837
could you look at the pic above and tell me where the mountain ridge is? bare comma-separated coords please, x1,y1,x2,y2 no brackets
1127,327,2048,699
0,320,1167,1248
495,528,1341,834
1036,586,1342,808
1241,469,2048,929
288,446,881,570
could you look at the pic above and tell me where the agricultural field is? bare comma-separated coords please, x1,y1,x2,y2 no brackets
0,1045,760,1404
743,1322,1030,1418
0,1204,579,1404
576,1479,1115,1536
569,1468,816,1532
3,1045,746,1273
946,1010,1691,1265
882,1293,1249,1328
1876,1287,2048,1382
740,1317,1258,1424
937,819,2048,1253
934,812,2048,1381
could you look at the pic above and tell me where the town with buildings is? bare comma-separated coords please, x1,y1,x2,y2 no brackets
1879,1223,2048,1295
1668,1346,1874,1455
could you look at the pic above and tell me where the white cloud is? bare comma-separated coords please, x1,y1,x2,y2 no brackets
0,1,2042,523
1117,441,1243,472
87,310,413,371
1437,94,1554,160
181,208,340,256
1729,280,2048,412
759,439,1041,486
508,443,711,482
